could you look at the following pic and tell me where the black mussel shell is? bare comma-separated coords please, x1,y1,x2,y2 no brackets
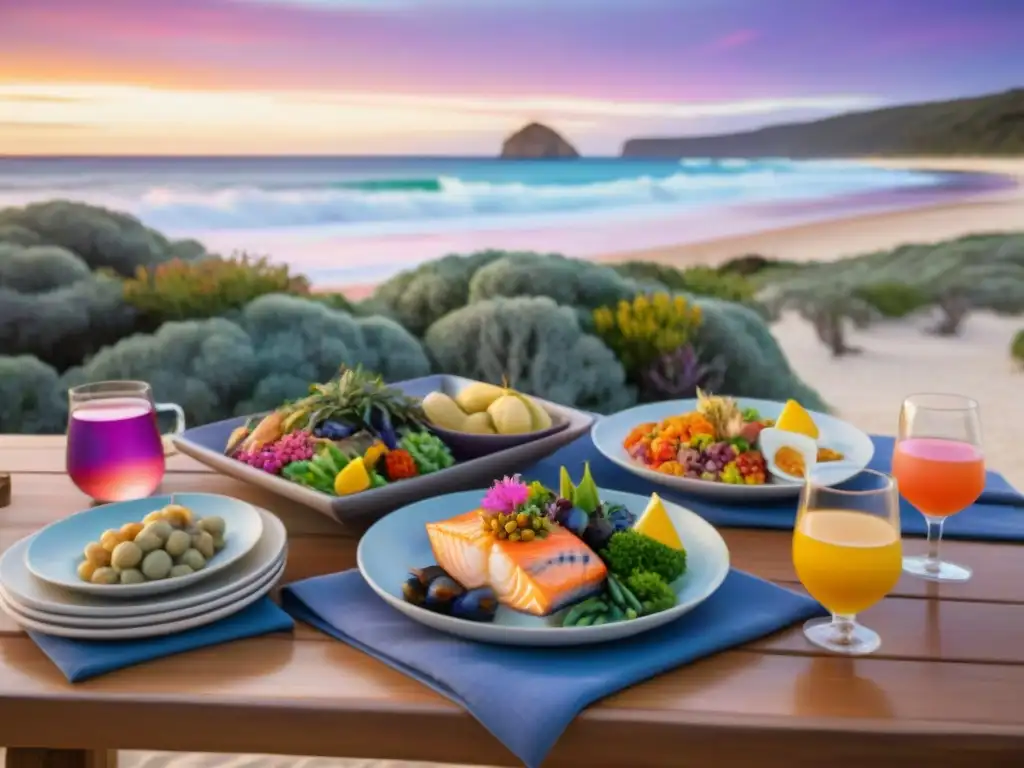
451,587,498,622
411,565,449,586
401,576,427,606
425,576,465,610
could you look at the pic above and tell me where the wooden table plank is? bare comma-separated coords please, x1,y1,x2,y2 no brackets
0,451,209,474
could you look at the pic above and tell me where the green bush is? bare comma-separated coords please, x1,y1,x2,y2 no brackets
0,274,138,371
65,295,431,427
424,296,636,413
611,261,756,303
694,298,828,409
854,282,932,318
0,244,91,293
1012,329,1024,368
0,224,43,247
370,250,509,335
121,254,311,328
0,200,207,276
0,356,67,433
469,252,636,309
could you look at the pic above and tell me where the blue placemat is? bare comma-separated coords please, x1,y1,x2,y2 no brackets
281,568,824,768
28,597,295,683
523,434,1024,541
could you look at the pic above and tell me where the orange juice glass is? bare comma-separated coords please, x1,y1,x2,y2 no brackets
793,467,901,656
893,393,983,583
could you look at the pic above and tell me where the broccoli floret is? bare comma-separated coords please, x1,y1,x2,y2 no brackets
626,570,677,615
600,529,687,583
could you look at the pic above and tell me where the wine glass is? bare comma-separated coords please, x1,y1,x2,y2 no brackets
67,381,185,503
892,393,984,582
792,466,902,656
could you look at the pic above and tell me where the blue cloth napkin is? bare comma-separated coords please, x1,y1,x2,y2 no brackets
28,597,295,683
523,434,1024,541
281,568,824,768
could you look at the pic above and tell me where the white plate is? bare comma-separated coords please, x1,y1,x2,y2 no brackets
357,488,730,646
592,397,875,502
0,551,286,629
1,506,286,617
26,493,265,598
0,559,285,639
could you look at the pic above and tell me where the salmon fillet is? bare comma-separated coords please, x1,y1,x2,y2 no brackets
426,510,607,616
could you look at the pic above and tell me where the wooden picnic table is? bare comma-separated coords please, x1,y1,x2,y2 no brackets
1,435,1024,768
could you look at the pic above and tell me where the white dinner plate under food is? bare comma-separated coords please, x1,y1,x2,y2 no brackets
0,506,286,618
0,559,285,640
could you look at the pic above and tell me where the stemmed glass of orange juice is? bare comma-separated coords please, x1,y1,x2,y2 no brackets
793,467,902,655
892,393,984,583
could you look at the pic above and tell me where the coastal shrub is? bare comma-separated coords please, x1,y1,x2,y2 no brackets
66,296,431,426
0,200,207,276
0,274,138,371
370,250,509,335
592,293,702,373
468,252,636,309
424,296,636,413
853,282,932,318
1012,330,1024,369
0,244,91,292
121,254,311,329
694,298,827,409
611,261,756,304
0,224,43,247
758,277,878,357
0,355,67,434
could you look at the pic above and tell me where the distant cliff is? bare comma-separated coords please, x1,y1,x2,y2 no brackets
622,88,1024,158
501,123,580,159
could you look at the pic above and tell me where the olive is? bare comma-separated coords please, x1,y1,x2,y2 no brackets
177,548,206,571
140,549,173,580
164,529,191,558
197,516,226,537
192,530,215,560
169,564,195,578
77,560,97,582
162,504,194,528
119,568,146,585
111,541,143,569
83,542,110,567
142,510,167,526
144,521,173,543
90,566,119,585
134,530,162,553
212,534,226,552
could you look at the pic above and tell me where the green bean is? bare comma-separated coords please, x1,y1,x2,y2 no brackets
618,580,644,614
592,614,608,626
607,604,625,622
605,574,627,609
575,614,596,627
561,596,607,627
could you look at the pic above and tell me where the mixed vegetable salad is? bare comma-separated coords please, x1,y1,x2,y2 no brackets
224,366,455,497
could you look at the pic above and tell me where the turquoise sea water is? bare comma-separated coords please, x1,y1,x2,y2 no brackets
0,156,965,284
0,156,945,233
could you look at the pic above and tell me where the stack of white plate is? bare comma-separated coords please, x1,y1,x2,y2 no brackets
0,493,287,639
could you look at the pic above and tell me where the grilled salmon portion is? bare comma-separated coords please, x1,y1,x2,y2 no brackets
426,510,607,616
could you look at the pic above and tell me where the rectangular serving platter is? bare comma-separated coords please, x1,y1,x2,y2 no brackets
172,374,595,528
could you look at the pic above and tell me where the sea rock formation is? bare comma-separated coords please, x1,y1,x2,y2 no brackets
500,123,580,159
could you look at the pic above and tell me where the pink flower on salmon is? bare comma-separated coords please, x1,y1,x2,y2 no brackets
481,475,530,513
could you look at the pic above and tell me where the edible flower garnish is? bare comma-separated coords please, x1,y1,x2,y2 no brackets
481,475,530,514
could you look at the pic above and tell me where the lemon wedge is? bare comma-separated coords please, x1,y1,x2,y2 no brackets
334,456,371,496
634,492,683,550
775,399,819,440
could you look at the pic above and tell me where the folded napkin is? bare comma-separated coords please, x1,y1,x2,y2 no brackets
281,569,823,768
29,597,295,683
524,434,1024,541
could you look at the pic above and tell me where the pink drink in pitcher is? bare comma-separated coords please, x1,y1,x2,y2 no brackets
66,382,185,503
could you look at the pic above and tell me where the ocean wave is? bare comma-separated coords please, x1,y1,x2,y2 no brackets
126,163,934,231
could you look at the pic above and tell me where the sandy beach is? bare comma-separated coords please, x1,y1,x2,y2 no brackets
11,157,1022,768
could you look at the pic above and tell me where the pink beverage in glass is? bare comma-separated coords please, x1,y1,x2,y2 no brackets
66,382,185,503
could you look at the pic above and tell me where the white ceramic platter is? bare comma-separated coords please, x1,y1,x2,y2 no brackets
0,559,285,640
1,506,286,617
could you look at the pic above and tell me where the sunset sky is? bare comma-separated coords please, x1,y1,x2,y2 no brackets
1,0,1022,155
